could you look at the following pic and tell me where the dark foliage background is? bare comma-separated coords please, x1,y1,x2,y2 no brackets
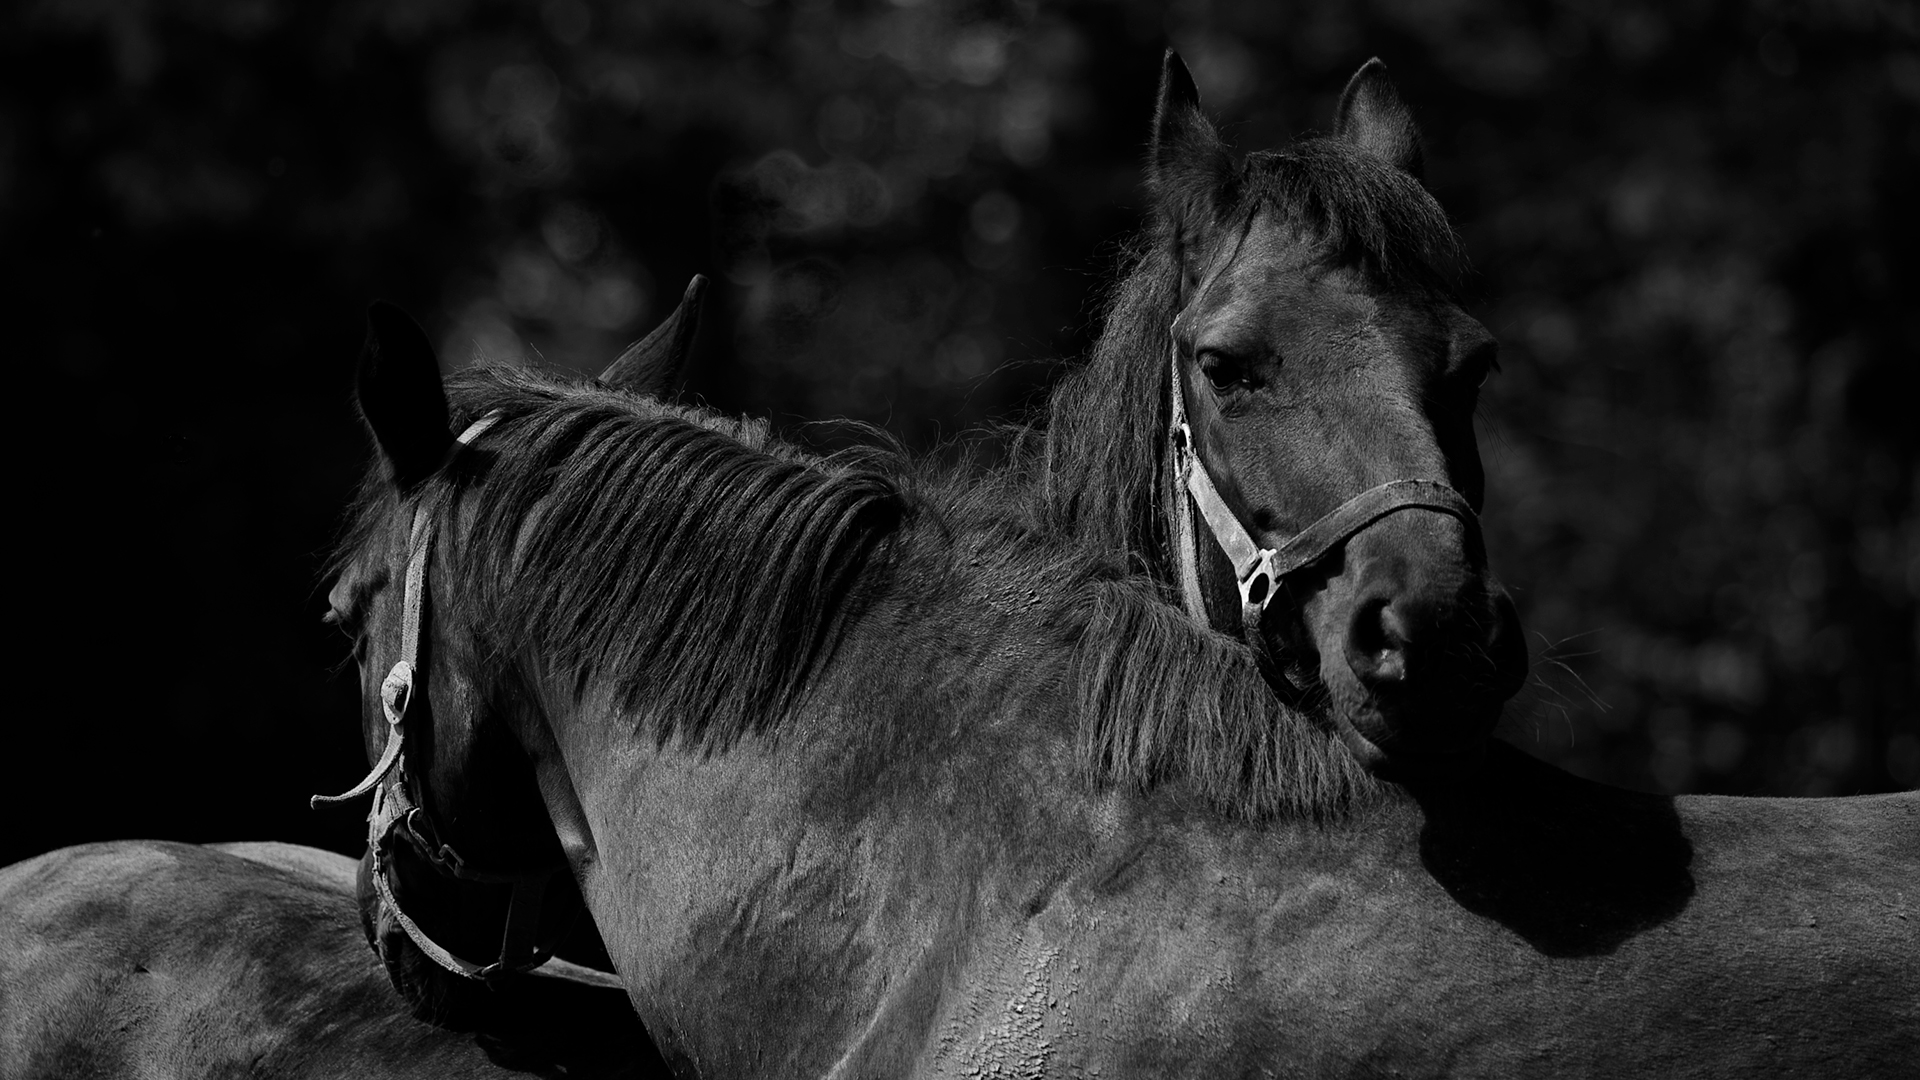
5,0,1914,866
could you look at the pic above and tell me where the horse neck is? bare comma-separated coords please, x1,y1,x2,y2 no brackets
519,554,1113,1076
524,628,1420,1079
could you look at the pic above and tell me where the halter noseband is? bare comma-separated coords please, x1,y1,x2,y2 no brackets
313,413,622,991
1164,297,1480,675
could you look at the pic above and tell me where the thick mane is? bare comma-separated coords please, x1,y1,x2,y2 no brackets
1023,136,1463,567
1028,233,1181,580
933,518,1378,820
441,366,907,752
1061,574,1381,820
341,364,1374,817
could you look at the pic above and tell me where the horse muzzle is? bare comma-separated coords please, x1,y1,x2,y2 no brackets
1305,514,1529,775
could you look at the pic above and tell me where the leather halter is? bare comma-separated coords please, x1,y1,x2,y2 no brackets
1164,298,1480,670
313,413,623,991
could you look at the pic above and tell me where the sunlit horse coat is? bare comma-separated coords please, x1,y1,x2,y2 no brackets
325,52,1915,1080
350,51,1538,1034
0,840,658,1078
330,353,1918,1079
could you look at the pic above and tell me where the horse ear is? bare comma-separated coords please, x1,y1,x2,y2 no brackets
1149,49,1234,235
357,301,453,490
1335,58,1424,179
597,274,708,398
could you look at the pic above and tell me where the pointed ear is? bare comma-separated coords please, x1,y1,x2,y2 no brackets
1148,49,1234,235
1335,58,1424,179
357,301,453,490
597,275,708,398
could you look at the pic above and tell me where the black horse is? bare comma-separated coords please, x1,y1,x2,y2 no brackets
343,52,1535,1027
316,65,1908,1069
327,338,1915,1077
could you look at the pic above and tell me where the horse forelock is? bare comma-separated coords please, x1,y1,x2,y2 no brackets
1239,137,1466,295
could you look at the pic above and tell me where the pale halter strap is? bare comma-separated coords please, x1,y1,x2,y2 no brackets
310,413,624,992
312,412,504,810
1163,301,1480,655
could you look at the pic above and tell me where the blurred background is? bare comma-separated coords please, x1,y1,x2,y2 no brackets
4,0,1914,865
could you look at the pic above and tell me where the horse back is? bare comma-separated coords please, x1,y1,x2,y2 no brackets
909,777,1919,1078
209,840,360,893
0,840,518,1079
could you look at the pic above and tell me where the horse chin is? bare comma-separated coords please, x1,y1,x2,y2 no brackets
1327,693,1497,781
355,850,495,1030
1337,719,1490,781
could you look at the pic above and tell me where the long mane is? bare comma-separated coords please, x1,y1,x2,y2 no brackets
1064,575,1378,819
438,367,904,751
342,365,1375,819
1022,136,1464,572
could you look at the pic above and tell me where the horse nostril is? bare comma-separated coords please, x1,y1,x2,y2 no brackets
1346,597,1410,686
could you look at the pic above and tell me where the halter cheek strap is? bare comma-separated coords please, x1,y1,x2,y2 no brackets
308,413,621,991
312,412,502,810
1164,325,1480,654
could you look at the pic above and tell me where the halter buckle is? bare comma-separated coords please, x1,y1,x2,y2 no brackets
1238,548,1279,614
381,660,415,726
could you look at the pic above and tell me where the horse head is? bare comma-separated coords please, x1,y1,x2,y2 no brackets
321,284,706,1024
1146,52,1527,775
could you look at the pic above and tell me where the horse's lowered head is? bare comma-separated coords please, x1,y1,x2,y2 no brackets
1147,53,1527,774
319,282,706,1024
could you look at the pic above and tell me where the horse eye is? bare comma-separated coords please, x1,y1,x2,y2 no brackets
1199,350,1249,392
1461,342,1501,389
